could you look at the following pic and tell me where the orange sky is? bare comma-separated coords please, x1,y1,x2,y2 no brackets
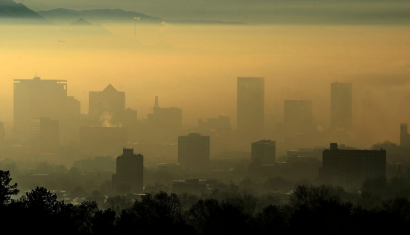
1,24,409,146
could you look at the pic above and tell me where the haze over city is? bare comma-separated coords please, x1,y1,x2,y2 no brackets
1,0,410,234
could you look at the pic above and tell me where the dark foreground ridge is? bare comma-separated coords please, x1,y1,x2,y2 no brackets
1,169,410,235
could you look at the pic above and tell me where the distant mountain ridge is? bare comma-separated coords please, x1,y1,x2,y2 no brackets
38,8,163,24
38,8,246,25
0,0,50,23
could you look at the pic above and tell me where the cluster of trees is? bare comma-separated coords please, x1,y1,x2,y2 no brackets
2,170,410,234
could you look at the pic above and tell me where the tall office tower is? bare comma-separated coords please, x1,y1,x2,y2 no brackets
237,77,264,139
147,96,182,129
331,82,352,131
112,148,143,193
251,140,276,164
284,100,313,135
400,124,410,148
178,133,210,168
13,76,67,139
89,84,125,127
65,96,81,143
29,117,59,153
123,108,138,128
320,143,386,187
0,122,5,141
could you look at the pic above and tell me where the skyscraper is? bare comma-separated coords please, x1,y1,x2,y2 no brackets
112,148,144,193
251,140,276,164
13,76,67,139
400,123,410,148
178,133,210,169
237,77,264,139
89,84,125,127
29,117,59,153
284,100,313,135
147,96,182,129
331,82,352,131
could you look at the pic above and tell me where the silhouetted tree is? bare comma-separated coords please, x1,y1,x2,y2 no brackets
117,192,192,234
0,170,19,206
186,199,254,235
255,205,288,235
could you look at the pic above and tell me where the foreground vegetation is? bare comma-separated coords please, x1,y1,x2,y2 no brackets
1,170,410,234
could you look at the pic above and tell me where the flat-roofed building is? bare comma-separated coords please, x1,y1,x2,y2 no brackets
112,148,143,194
320,143,386,187
178,133,210,169
251,140,276,164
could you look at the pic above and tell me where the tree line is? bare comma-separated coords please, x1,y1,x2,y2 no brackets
1,170,410,234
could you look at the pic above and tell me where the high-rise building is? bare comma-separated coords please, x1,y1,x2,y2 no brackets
79,127,127,157
400,124,410,148
89,84,125,127
251,140,276,164
284,100,313,135
178,133,210,168
29,117,59,153
13,76,67,139
237,77,264,139
147,96,182,129
65,96,81,144
331,82,352,130
112,148,143,193
320,143,386,187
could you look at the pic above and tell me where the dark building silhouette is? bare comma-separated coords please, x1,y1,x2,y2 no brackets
147,96,182,129
320,143,386,187
284,100,313,136
13,76,67,140
198,115,231,132
65,96,81,143
178,133,210,168
112,148,143,194
29,117,59,153
331,82,352,131
237,77,264,140
89,84,125,127
287,147,325,160
172,179,207,195
251,140,276,164
79,127,127,157
400,123,410,148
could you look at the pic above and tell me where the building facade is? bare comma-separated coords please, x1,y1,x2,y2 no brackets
400,123,410,148
112,148,143,193
147,96,182,129
251,140,276,164
178,133,210,168
89,84,125,127
237,77,264,140
320,143,386,187
331,82,352,131
13,76,67,139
